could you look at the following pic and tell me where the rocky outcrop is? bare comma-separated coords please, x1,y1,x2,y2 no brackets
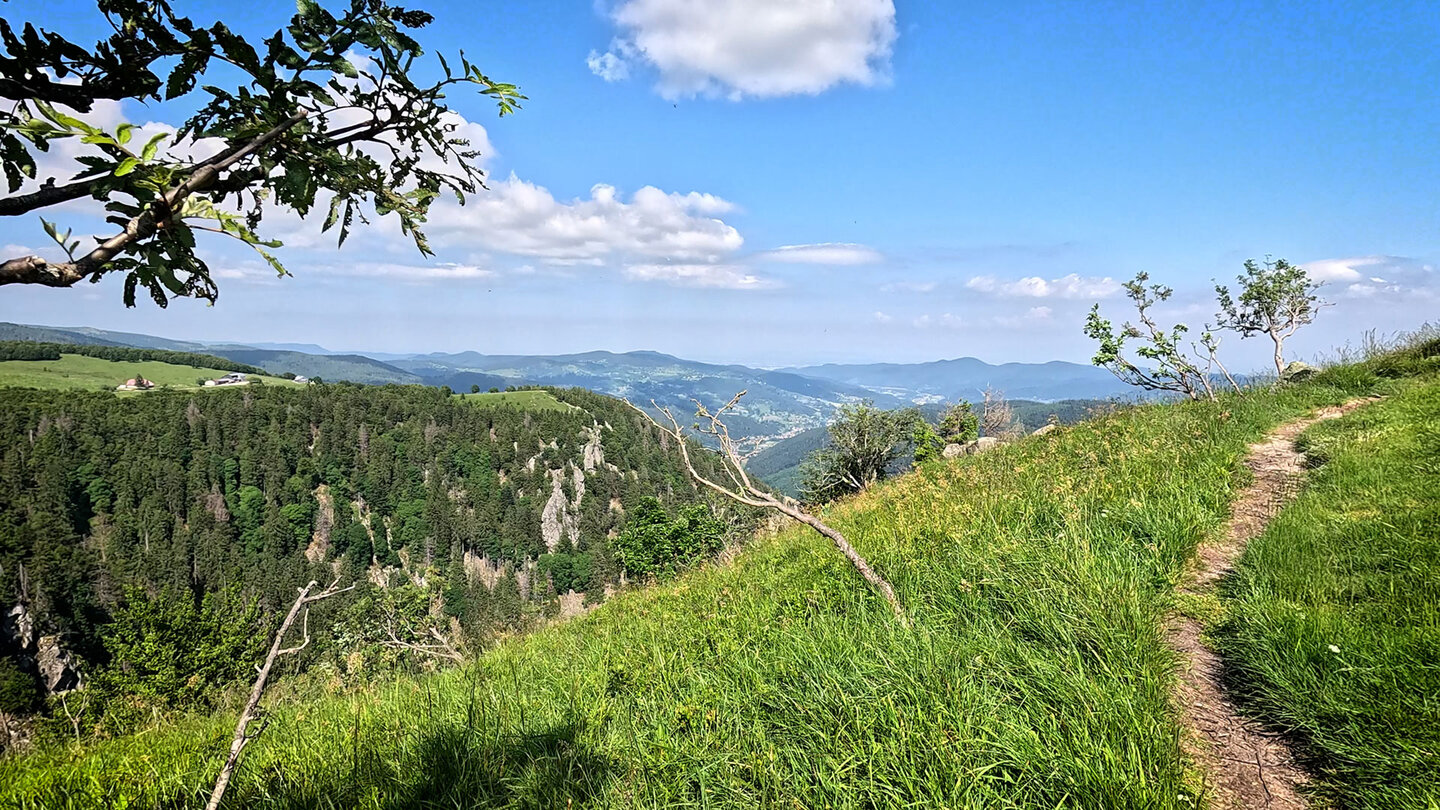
580,424,606,471
942,436,1003,458
1031,423,1058,436
540,468,581,552
35,636,80,693
304,484,334,564
1280,361,1318,383
2,601,34,652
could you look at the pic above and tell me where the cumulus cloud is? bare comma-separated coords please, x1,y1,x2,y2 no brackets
965,273,1121,299
586,48,631,82
1299,255,1437,298
622,263,774,289
993,305,1054,328
758,242,882,265
590,0,897,99
426,177,743,265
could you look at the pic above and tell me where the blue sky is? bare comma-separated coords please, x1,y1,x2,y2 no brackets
2,0,1437,368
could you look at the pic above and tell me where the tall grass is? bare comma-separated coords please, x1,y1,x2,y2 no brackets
1215,377,1440,809
0,370,1421,809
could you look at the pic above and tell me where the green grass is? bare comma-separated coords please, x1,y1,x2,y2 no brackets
454,389,577,412
0,354,294,392
1215,378,1440,809
2,367,1432,809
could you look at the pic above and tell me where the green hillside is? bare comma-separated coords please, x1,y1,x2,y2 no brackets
0,353,293,392
5,348,1434,808
455,389,577,412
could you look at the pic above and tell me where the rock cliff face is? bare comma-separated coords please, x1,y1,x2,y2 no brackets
2,599,81,697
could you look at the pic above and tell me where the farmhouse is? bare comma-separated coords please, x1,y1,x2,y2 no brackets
204,372,250,387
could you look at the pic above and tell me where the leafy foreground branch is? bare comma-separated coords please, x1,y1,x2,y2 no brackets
627,391,908,626
205,577,353,810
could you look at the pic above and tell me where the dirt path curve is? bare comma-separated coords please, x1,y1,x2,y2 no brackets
1173,398,1375,809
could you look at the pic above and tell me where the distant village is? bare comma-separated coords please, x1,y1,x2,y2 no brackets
115,371,309,391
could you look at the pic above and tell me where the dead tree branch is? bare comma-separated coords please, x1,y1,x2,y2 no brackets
626,392,909,626
205,576,353,810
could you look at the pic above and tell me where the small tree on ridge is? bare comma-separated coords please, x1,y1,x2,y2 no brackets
1214,257,1325,380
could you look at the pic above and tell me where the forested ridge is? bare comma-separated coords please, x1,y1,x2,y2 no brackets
0,382,749,737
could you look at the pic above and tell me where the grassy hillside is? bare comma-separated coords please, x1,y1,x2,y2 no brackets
1216,366,1440,806
2,357,1432,808
454,388,577,411
0,353,293,391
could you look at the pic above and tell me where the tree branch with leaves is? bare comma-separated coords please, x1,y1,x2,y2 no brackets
1084,272,1216,401
1,0,522,306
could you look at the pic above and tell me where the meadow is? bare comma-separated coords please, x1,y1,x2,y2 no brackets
1,349,1434,809
454,389,578,412
0,353,293,392
1216,371,1440,808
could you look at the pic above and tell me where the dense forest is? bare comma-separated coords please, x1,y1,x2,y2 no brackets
0,382,750,738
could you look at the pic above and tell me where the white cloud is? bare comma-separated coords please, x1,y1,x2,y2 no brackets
429,177,743,265
591,0,897,99
587,47,632,82
622,263,774,289
993,305,1054,328
965,273,1121,299
1299,255,1436,299
873,310,893,323
758,242,882,265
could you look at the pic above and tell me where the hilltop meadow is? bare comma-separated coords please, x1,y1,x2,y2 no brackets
2,335,1435,809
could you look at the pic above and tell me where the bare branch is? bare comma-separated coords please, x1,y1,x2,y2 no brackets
205,576,351,810
0,175,107,217
625,394,909,625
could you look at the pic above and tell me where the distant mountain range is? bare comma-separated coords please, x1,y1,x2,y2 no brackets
0,322,1139,452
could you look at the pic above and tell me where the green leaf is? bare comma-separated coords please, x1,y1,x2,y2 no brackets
116,123,135,145
114,158,140,177
141,133,168,162
331,57,359,78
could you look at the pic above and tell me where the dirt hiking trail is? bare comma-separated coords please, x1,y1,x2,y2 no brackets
1173,398,1375,809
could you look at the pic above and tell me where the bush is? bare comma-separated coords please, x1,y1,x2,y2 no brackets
0,659,41,714
614,498,725,580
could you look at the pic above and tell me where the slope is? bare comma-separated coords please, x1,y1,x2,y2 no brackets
0,353,293,391
8,354,1432,808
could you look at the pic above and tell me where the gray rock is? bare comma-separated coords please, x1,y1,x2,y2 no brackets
1031,423,1058,436
941,443,966,459
35,635,80,694
973,436,1002,453
1281,361,1318,383
2,602,34,651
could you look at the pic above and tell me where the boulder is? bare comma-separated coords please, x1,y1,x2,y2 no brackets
1281,361,1318,383
943,437,1004,458
35,635,80,694
1031,423,1058,437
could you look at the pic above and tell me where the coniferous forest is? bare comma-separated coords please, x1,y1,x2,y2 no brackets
0,382,750,737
